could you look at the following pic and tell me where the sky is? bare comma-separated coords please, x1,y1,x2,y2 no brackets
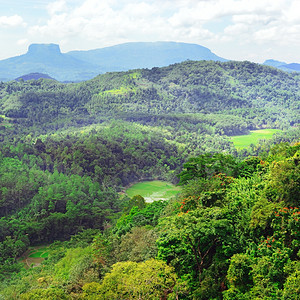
0,0,299,63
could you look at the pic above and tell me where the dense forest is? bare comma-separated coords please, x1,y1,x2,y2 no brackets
0,60,299,299
1,60,299,138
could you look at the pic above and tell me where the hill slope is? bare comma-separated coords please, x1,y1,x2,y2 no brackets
0,60,299,140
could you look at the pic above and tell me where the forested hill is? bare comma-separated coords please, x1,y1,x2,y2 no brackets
0,57,299,299
0,60,299,139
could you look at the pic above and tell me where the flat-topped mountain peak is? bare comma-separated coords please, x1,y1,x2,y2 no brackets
27,43,62,56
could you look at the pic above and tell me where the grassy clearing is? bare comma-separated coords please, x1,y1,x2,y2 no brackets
126,180,181,203
231,129,282,149
19,245,51,268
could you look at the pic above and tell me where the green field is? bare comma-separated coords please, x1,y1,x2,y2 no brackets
231,129,282,149
126,180,181,202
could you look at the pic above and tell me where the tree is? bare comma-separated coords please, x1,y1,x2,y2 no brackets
178,153,238,185
20,288,69,300
157,207,234,284
98,259,183,299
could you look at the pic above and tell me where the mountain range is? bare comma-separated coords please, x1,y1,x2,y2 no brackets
0,42,226,82
0,42,298,82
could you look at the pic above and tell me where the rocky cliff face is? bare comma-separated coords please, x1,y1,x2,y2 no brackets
27,44,62,56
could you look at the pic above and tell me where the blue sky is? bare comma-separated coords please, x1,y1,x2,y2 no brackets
0,0,299,63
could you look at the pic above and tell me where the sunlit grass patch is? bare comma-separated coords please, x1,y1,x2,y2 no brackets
126,180,181,202
231,129,282,149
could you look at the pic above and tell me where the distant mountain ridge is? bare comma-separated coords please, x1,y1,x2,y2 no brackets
0,42,227,82
263,59,300,72
0,44,100,82
1,42,299,82
67,41,227,71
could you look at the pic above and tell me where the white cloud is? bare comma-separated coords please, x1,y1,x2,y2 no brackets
0,15,25,27
224,23,249,36
3,0,298,62
232,14,276,25
47,0,67,16
17,38,29,45
282,0,300,23
28,0,221,49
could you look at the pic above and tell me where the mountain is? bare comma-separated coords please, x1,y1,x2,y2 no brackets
263,59,300,72
67,41,227,71
279,63,300,72
0,44,101,82
0,42,226,82
263,59,287,67
15,72,56,81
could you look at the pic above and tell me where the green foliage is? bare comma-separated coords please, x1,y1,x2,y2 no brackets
282,269,300,299
157,207,235,283
98,259,182,299
250,198,275,230
54,247,92,282
0,56,299,298
226,253,253,292
81,282,102,299
114,200,167,236
178,153,238,185
114,226,158,262
20,288,69,300
180,174,234,209
123,194,146,214
265,151,300,205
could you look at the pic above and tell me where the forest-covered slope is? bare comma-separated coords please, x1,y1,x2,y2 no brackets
1,60,299,140
0,59,299,299
0,142,299,299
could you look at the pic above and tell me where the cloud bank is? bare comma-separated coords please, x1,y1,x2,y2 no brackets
0,15,25,27
1,0,299,62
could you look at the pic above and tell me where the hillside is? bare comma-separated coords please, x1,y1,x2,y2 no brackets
0,60,299,141
0,56,299,299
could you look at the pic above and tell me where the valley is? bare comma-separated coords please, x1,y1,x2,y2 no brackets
0,59,299,299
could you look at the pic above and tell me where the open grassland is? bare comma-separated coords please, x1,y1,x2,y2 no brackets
231,129,282,149
126,180,181,202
